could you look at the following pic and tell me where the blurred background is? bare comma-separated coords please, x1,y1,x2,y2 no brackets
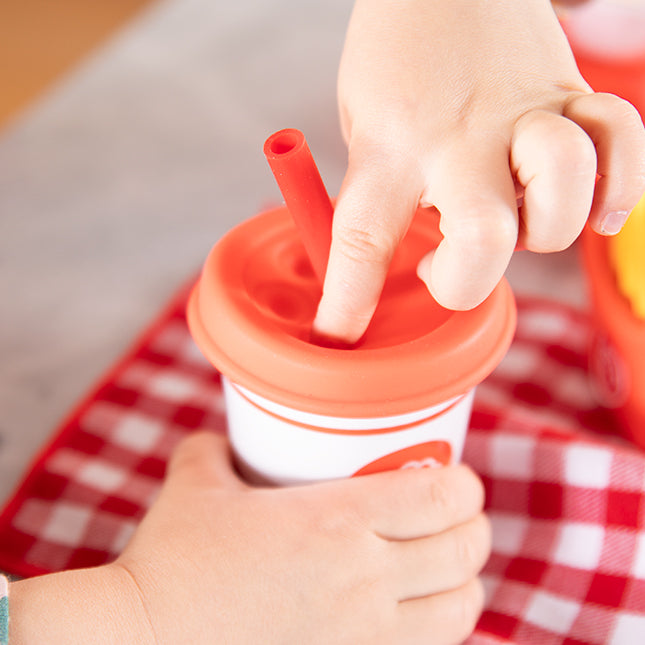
0,0,154,127
0,0,586,503
0,0,356,503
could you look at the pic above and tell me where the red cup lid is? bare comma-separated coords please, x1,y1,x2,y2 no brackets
187,206,516,417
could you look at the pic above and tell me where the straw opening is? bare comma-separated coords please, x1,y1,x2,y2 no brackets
267,130,301,156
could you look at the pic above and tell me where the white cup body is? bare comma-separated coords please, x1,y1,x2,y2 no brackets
223,378,474,486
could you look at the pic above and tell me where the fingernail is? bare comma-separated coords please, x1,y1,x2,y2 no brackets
600,211,629,235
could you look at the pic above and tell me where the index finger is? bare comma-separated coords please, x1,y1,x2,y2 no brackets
313,143,423,344
324,463,486,541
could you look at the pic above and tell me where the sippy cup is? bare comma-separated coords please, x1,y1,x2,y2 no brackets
187,130,516,485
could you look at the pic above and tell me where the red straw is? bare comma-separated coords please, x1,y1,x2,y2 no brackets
264,129,334,285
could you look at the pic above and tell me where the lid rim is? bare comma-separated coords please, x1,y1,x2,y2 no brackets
187,207,517,418
187,281,516,418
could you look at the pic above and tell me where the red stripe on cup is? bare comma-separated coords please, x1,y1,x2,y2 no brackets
230,383,466,436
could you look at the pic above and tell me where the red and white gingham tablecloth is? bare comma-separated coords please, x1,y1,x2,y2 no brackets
0,284,643,644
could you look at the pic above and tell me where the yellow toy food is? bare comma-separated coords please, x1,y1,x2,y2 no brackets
609,192,645,319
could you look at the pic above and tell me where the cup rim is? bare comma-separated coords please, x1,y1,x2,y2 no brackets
187,206,517,417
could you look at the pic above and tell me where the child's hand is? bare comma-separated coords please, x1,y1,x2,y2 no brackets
114,432,490,644
10,432,491,644
314,0,645,343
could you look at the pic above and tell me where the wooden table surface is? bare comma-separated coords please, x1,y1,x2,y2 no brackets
0,0,155,128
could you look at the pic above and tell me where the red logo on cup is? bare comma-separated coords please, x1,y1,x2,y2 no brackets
353,441,452,477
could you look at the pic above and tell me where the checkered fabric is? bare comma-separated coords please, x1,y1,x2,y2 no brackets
464,301,645,645
0,284,643,644
0,282,226,577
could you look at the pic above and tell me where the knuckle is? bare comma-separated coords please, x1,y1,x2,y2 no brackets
347,126,426,187
526,224,582,254
593,94,645,155
334,223,397,267
313,506,359,540
469,578,487,622
427,477,456,517
351,115,420,155
469,468,487,512
454,579,486,642
168,434,206,472
467,578,486,626
454,206,517,256
455,464,486,511
459,514,492,574
555,127,597,177
478,513,493,560
311,494,377,545
598,92,643,125
455,525,482,573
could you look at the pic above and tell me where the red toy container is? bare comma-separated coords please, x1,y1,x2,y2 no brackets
581,227,645,448
561,2,645,447
560,2,645,114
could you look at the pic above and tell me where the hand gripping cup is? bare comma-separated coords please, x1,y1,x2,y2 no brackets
187,130,517,485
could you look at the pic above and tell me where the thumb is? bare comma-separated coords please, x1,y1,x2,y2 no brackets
166,431,245,490
313,143,423,344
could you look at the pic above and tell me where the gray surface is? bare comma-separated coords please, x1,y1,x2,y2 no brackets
0,0,587,505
